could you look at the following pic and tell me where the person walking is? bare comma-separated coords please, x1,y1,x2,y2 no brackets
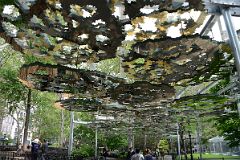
144,149,153,160
127,147,135,160
41,139,48,160
31,138,41,160
131,149,144,160
103,147,109,160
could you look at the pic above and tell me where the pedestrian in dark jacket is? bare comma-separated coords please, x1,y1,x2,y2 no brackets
144,149,153,160
31,138,41,160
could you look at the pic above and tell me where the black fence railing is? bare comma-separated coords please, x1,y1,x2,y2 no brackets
0,146,17,151
0,146,75,160
0,151,74,160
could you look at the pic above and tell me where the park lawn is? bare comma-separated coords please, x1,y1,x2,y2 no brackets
187,153,240,159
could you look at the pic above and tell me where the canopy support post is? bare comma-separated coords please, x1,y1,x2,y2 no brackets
95,125,98,159
68,111,74,156
177,123,181,160
221,7,240,116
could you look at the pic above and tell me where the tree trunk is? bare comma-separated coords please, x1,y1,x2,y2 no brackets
23,89,31,150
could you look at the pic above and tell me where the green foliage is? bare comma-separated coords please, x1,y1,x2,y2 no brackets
201,119,220,145
158,139,169,154
0,68,27,102
72,144,94,158
77,112,95,121
24,54,56,65
209,78,230,94
74,125,95,147
118,152,128,159
133,58,145,64
0,51,27,111
31,91,62,141
215,103,240,147
189,153,240,159
106,134,128,150
97,57,121,75
12,19,26,28
32,100,93,147
172,95,229,111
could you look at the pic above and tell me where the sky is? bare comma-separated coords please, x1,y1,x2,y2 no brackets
207,16,240,42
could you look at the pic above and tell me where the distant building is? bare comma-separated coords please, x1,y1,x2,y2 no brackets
208,136,240,155
0,103,33,145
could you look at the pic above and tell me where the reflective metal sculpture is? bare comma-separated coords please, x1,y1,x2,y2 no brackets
0,0,206,64
19,62,125,96
19,62,175,107
171,94,235,116
122,36,232,85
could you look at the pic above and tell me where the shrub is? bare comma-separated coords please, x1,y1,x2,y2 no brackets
72,144,94,159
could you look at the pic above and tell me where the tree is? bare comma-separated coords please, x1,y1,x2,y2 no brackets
74,125,95,148
209,77,240,147
0,50,29,147
22,89,31,149
216,103,240,147
106,133,128,150
158,139,169,159
30,91,70,146
201,118,220,145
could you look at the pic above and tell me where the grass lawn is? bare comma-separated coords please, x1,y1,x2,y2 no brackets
184,153,240,159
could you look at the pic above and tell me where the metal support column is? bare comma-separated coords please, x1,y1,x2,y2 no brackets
221,7,240,76
220,141,223,153
95,126,98,159
132,134,135,149
196,114,202,160
238,100,240,117
60,110,65,147
217,18,224,41
177,123,181,160
221,7,240,116
189,132,193,160
188,118,193,160
200,15,218,36
128,127,133,148
144,134,147,149
68,111,74,156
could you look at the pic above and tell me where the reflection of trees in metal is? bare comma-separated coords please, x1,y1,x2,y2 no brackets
2,0,231,87
0,0,236,132
123,36,232,85
19,63,175,108
171,94,235,116
110,81,175,104
0,0,206,65
19,62,124,95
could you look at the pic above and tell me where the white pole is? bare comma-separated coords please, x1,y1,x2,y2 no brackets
68,111,74,156
196,114,202,160
144,134,147,149
95,126,98,159
177,123,181,160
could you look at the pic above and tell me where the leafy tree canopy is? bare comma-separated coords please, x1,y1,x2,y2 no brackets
106,133,128,150
216,103,240,147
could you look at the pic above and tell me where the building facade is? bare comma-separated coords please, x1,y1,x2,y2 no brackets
0,104,33,145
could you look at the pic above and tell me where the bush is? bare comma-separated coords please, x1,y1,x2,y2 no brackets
72,144,94,159
118,152,127,159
